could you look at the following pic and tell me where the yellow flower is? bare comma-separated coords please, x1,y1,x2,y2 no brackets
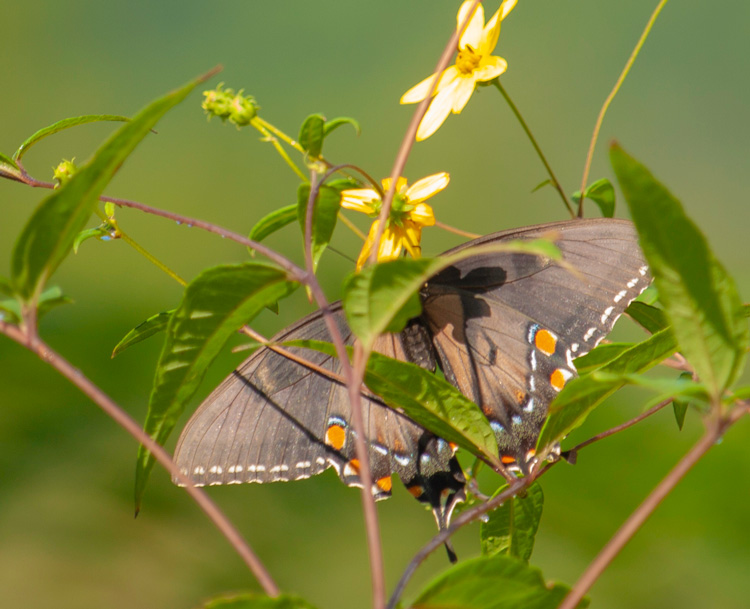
401,0,517,140
340,172,449,269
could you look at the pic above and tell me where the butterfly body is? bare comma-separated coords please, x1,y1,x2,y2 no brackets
173,218,650,542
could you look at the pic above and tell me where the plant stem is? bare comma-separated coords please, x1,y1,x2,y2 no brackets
0,320,279,596
493,81,573,216
578,0,669,217
251,117,308,181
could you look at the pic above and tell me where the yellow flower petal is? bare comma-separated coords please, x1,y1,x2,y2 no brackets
356,220,380,270
499,0,518,21
340,188,379,214
378,225,403,261
450,75,477,113
481,0,516,55
480,11,502,55
401,221,423,258
457,0,484,51
409,202,436,226
406,172,449,203
416,78,460,140
401,66,461,105
473,56,508,83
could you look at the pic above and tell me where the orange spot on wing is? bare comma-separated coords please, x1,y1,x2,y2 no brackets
550,369,567,391
448,441,459,454
501,455,516,464
407,484,424,498
376,476,393,492
535,329,557,356
325,424,346,450
515,389,526,403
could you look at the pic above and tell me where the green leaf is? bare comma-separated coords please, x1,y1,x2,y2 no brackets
411,554,579,609
531,179,552,193
287,339,499,461
673,372,695,430
573,343,632,375
343,239,561,349
296,182,343,271
202,593,318,609
626,301,669,334
10,71,212,303
247,204,298,255
731,386,750,401
480,483,544,562
537,327,677,454
298,113,325,158
343,258,434,349
36,286,72,318
135,262,297,509
0,299,20,324
73,225,114,253
0,151,23,182
13,114,130,162
322,116,361,138
0,276,13,297
585,178,616,218
611,143,749,398
112,309,174,358
0,286,71,324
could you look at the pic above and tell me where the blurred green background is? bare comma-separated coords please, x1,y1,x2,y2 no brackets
1,1,749,608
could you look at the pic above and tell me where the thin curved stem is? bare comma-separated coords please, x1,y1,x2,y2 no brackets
566,398,672,456
559,403,748,609
434,220,481,239
0,320,279,596
578,0,669,217
493,81,573,217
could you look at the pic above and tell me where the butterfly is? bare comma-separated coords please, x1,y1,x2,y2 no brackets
173,218,650,559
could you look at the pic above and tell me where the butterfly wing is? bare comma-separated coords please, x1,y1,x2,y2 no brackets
421,218,651,469
173,306,463,508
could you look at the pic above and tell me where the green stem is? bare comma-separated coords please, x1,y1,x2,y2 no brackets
578,0,669,217
250,117,309,181
118,230,187,287
493,80,574,217
95,206,188,287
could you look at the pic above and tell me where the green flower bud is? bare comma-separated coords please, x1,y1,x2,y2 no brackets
53,159,77,188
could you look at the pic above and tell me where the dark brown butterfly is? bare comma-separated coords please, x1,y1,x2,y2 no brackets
173,218,650,559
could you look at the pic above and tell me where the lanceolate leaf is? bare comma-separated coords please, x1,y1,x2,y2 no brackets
537,327,677,453
11,72,212,303
0,286,71,324
572,343,633,375
411,554,577,609
626,301,669,334
0,276,13,297
287,339,499,462
298,114,325,158
585,178,616,218
13,114,130,161
135,262,297,508
481,483,544,562
322,116,361,138
297,181,350,271
611,144,748,398
343,239,560,349
112,309,174,358
247,204,298,254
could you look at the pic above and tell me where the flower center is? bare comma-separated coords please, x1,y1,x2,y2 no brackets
456,46,481,74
